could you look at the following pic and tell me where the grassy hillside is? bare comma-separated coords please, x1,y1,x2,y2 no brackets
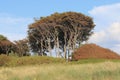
0,55,65,67
1,54,120,67
0,61,120,80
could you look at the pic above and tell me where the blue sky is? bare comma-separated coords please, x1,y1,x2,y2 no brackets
0,0,120,17
0,0,120,54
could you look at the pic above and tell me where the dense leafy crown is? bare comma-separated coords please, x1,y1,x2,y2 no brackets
28,12,95,57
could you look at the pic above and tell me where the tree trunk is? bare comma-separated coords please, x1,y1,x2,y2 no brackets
40,39,43,56
64,45,67,59
56,36,60,57
63,32,67,59
48,38,52,56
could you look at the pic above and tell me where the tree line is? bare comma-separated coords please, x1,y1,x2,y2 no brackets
0,12,95,58
0,35,30,56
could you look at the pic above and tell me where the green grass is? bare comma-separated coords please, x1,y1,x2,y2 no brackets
70,58,120,64
0,61,120,80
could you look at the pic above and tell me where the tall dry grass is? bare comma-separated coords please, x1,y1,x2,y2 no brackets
0,61,120,80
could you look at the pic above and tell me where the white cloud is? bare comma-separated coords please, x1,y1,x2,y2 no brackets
89,22,120,43
0,17,32,25
0,13,33,41
0,33,26,42
89,3,120,30
88,3,120,54
110,44,120,54
108,22,120,41
89,31,107,43
89,3,120,16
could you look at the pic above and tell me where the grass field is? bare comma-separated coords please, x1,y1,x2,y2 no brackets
0,61,120,80
0,55,120,80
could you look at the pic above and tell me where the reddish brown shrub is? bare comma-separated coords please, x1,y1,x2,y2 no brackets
72,44,120,60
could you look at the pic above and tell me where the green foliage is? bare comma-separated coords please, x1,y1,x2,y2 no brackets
0,34,7,41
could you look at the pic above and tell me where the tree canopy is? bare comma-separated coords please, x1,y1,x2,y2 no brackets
14,39,30,57
0,34,15,55
28,12,95,58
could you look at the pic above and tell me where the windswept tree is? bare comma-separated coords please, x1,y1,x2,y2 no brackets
28,12,95,58
0,34,15,55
